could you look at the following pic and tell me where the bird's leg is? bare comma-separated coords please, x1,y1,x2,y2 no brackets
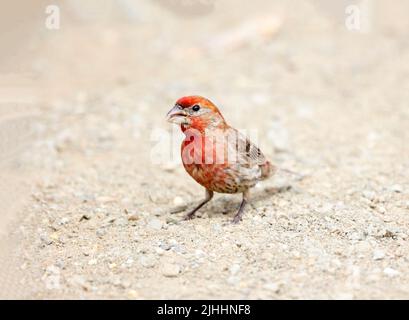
232,189,250,224
184,189,214,220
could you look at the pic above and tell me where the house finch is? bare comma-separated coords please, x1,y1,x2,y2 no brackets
166,95,275,223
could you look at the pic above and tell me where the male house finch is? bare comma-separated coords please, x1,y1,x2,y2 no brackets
167,96,275,223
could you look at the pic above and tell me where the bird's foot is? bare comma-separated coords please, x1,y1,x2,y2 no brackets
232,215,242,224
183,212,196,221
231,216,241,224
232,197,247,224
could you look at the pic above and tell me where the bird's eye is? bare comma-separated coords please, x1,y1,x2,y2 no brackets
192,105,200,112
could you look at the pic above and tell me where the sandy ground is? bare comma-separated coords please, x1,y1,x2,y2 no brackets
1,0,409,299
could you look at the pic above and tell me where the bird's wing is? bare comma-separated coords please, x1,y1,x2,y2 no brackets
230,128,267,167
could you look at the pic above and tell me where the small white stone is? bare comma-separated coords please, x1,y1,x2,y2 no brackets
59,217,70,225
169,239,178,246
362,190,376,201
173,196,185,206
263,282,280,293
390,185,403,193
212,224,222,232
383,267,399,277
96,228,106,238
124,258,134,267
44,275,60,290
194,249,206,258
96,196,116,203
317,203,333,214
139,255,156,268
373,249,385,261
161,263,181,277
68,275,87,288
377,206,386,214
227,276,239,285
148,219,163,230
45,265,60,275
252,215,262,222
230,264,241,275
88,259,98,265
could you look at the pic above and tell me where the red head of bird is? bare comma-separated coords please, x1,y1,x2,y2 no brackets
166,95,227,133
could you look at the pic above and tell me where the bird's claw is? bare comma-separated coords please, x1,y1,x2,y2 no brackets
183,213,195,221
232,215,242,224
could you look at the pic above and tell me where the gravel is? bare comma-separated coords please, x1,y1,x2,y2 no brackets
373,249,386,261
147,219,163,230
161,263,181,277
2,0,409,300
383,268,400,278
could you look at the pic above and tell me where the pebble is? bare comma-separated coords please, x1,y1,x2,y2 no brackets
161,263,181,277
159,242,172,251
166,217,179,224
102,217,115,225
316,203,333,215
252,215,262,222
96,228,106,238
212,223,222,232
59,217,70,225
123,258,134,268
127,214,139,221
383,267,399,278
45,265,60,275
347,231,365,241
229,264,241,275
389,185,403,193
162,162,178,172
227,276,240,285
354,241,371,252
148,218,163,230
263,282,280,293
68,275,88,289
44,275,60,290
114,217,128,227
79,214,91,222
127,289,140,299
139,255,156,268
377,206,386,214
153,208,165,216
373,249,385,261
50,232,59,241
55,259,65,269
194,249,206,258
362,190,376,201
40,233,53,245
44,265,61,290
88,259,98,266
173,196,185,206
97,196,117,203
78,193,95,203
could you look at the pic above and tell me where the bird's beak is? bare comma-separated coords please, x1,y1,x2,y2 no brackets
166,105,188,124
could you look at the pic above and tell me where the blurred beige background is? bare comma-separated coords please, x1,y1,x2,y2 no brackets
1,0,408,299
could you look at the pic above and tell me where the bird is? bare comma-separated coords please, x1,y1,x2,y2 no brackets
166,95,275,223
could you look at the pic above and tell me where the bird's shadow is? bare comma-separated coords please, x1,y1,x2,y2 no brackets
176,184,293,220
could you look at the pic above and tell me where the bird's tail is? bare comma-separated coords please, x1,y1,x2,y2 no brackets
261,161,306,182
